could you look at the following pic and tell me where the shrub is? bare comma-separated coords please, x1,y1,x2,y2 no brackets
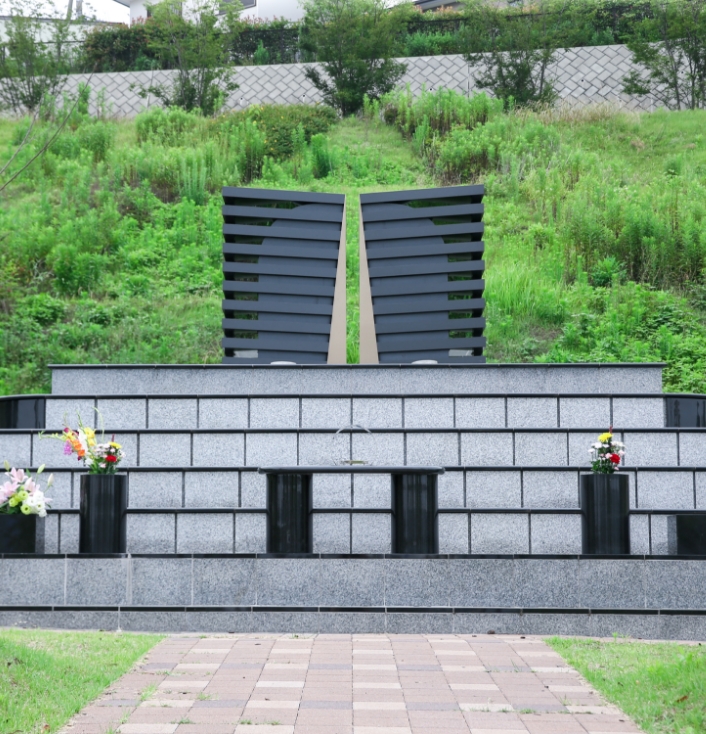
136,107,205,146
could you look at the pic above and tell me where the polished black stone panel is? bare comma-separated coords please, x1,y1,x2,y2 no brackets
392,474,439,554
267,473,312,554
666,397,706,427
580,474,630,555
79,475,127,554
0,514,43,553
0,397,45,429
667,514,706,555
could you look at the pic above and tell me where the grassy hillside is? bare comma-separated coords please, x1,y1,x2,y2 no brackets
1,98,705,394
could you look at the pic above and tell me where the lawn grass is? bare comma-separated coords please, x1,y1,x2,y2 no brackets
548,637,706,734
0,628,162,734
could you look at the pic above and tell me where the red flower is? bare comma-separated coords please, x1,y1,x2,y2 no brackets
105,455,117,463
609,454,621,464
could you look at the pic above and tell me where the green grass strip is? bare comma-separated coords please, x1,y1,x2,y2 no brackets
548,637,706,734
0,629,163,734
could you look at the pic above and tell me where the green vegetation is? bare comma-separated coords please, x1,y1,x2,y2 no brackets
2,93,706,393
549,638,706,734
0,629,161,734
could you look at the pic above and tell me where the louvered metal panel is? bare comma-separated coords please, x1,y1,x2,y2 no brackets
359,185,486,364
221,187,347,364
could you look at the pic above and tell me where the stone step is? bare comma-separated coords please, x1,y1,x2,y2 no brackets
49,364,664,396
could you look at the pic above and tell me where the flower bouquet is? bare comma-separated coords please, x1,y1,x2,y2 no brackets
46,414,125,474
0,463,53,516
589,429,625,474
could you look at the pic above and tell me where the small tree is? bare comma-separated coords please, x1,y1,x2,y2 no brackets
461,0,558,109
0,2,72,113
301,0,410,116
623,0,706,110
140,0,241,116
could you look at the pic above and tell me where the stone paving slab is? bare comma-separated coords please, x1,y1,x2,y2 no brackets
59,635,643,734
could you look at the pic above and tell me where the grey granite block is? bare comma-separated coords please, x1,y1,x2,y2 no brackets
455,398,505,428
521,613,590,636
625,432,678,467
300,368,351,395
198,398,248,429
438,471,464,508
59,512,79,553
119,611,189,633
180,611,253,633
177,513,233,553
45,398,95,429
353,474,390,508
460,433,513,467
645,560,706,609
148,399,197,430
516,559,579,608
649,514,669,555
568,432,601,468
66,558,129,605
249,398,299,429
0,558,65,605
131,557,192,606
467,471,521,508
523,470,579,508
613,398,664,429
387,613,454,634
96,399,147,430
352,513,391,553
46,471,72,509
559,398,611,429
235,512,266,553
0,610,120,632
530,514,582,554
471,513,529,554
127,514,175,553
352,398,402,429
313,513,350,554
313,473,351,508
351,432,404,466
589,613,664,640
0,433,32,468
140,432,191,468
192,557,256,606
318,559,384,606
637,471,694,509
516,432,568,467
185,471,238,508
678,433,706,467
301,398,351,428
349,368,404,396
245,433,296,466
298,432,349,466
404,398,454,428
661,613,706,641
445,559,516,607
578,560,645,609
249,367,303,395
318,612,386,633
250,611,320,633
385,559,448,606
697,473,706,508
192,432,244,467
453,613,522,635
241,472,266,508
44,514,59,553
128,471,182,508
257,558,322,605
439,513,469,554
507,398,558,428
406,432,459,466
630,514,650,554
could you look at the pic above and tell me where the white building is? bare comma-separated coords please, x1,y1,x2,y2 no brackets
112,0,305,23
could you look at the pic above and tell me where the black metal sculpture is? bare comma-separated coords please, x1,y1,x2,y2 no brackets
359,185,486,363
221,187,347,364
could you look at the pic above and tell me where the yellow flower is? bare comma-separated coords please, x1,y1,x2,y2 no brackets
598,432,612,443
109,442,121,449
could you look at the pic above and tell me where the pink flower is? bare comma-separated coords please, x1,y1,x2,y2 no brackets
63,441,73,456
9,468,26,484
0,481,15,503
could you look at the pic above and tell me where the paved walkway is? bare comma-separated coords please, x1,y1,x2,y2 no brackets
62,634,642,734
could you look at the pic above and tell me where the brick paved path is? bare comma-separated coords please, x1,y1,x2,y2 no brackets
62,634,643,734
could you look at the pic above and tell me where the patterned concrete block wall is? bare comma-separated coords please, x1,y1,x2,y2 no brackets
55,44,654,118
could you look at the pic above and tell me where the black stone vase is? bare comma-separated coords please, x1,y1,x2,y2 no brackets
580,473,630,555
392,473,439,554
0,513,44,553
79,474,127,554
266,473,312,554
